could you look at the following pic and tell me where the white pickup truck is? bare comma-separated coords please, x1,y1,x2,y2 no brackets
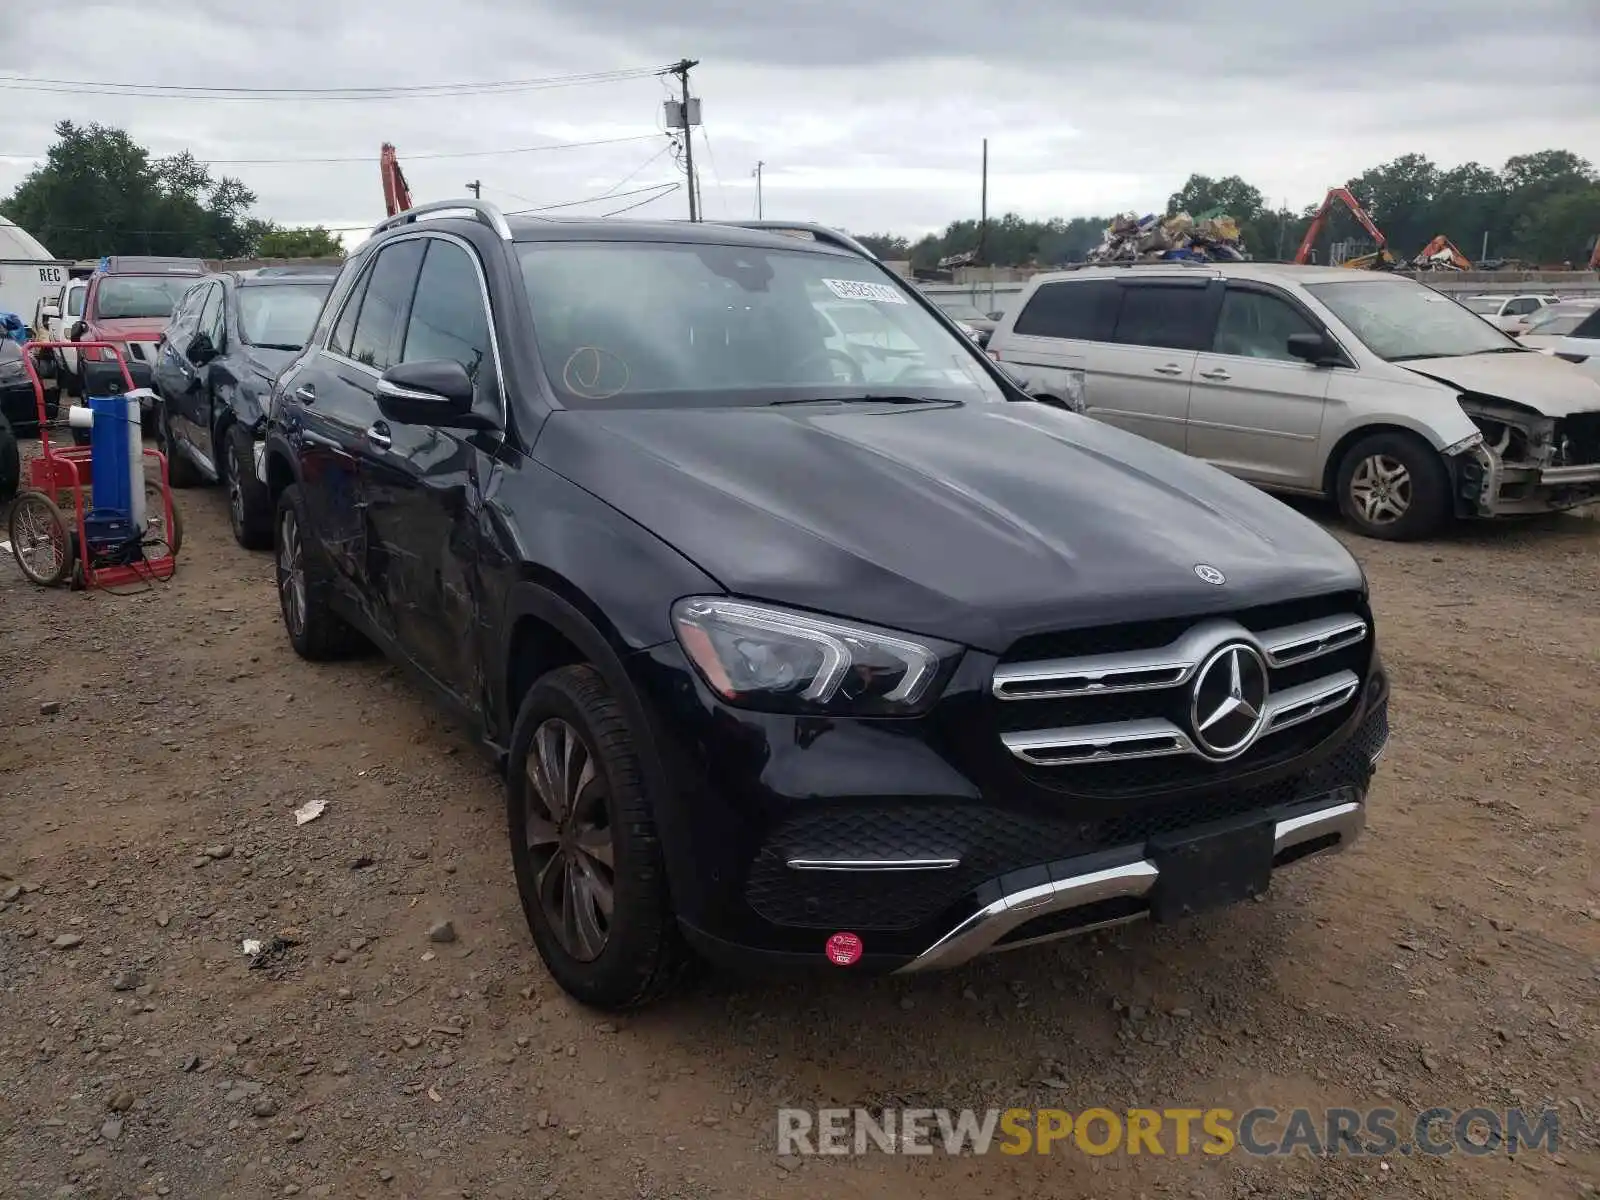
36,278,88,388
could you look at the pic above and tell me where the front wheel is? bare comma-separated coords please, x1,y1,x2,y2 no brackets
224,426,271,550
506,663,688,1010
158,401,201,489
1335,431,1451,541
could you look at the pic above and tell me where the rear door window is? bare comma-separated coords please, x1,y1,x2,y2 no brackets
1011,280,1118,342
1113,283,1216,351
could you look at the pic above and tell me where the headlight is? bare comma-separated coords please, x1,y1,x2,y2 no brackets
671,597,958,716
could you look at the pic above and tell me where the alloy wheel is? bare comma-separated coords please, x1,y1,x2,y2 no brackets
227,450,245,539
523,717,616,963
1348,454,1412,526
277,509,306,638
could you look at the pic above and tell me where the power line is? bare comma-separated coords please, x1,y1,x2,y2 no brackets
599,183,682,217
0,65,671,102
0,133,663,166
503,180,680,215
698,126,728,220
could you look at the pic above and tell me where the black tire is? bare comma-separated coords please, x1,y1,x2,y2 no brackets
273,484,362,660
506,663,688,1011
158,400,201,489
0,413,18,507
8,490,72,586
1335,431,1451,541
224,425,271,550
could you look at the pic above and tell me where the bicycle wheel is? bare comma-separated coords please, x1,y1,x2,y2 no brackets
8,490,72,586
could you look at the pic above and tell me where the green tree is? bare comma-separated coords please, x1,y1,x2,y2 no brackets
850,232,912,260
1167,174,1265,222
256,225,345,259
0,121,265,258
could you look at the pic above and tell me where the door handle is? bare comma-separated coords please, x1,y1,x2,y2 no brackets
295,385,316,403
1153,364,1185,376
1199,369,1232,382
366,422,392,451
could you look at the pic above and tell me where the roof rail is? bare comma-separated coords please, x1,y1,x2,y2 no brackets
371,199,512,241
1058,259,1218,272
713,220,878,261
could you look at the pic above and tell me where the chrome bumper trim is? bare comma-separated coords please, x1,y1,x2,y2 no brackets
896,795,1364,973
785,857,960,872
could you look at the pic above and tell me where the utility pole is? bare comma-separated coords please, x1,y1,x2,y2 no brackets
752,160,764,219
977,139,988,266
664,59,701,221
465,180,481,199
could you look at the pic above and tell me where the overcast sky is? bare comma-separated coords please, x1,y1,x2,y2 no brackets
3,0,1598,248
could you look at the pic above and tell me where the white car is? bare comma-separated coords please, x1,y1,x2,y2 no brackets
1541,304,1600,383
38,279,87,384
1460,293,1559,333
1517,299,1600,352
985,262,1600,540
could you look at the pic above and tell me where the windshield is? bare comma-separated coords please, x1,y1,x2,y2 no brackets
515,240,1005,406
1524,305,1598,337
1461,297,1503,315
238,283,331,348
93,276,196,320
1305,280,1517,361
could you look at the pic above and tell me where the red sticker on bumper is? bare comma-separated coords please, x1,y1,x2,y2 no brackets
825,932,863,966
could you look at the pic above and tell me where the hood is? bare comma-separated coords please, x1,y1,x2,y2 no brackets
90,317,169,338
1400,351,1600,417
534,400,1363,652
243,345,296,383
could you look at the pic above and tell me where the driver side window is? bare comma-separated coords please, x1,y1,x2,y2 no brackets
1212,287,1320,362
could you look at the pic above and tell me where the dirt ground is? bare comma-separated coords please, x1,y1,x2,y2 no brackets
1,447,1596,1200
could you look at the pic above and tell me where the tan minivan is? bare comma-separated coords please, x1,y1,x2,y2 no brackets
985,262,1600,540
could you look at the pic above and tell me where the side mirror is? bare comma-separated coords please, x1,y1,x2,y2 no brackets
41,305,60,322
1287,332,1341,366
186,332,218,365
375,360,494,428
69,321,87,342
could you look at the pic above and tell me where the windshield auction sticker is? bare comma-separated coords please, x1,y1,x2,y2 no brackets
822,278,908,305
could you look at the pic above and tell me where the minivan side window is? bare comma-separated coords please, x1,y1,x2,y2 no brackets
348,240,426,370
1012,280,1118,341
1212,288,1320,362
1113,284,1215,352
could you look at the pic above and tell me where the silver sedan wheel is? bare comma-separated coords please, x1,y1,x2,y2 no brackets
1348,454,1412,525
524,718,616,963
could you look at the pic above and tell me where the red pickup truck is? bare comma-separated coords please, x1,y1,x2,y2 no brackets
71,256,207,428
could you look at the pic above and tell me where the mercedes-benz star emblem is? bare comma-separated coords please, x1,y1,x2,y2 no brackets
1190,642,1270,758
1194,564,1226,586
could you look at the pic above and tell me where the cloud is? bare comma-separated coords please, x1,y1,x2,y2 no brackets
1,0,1597,246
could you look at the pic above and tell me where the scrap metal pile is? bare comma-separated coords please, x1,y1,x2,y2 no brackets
1090,211,1248,263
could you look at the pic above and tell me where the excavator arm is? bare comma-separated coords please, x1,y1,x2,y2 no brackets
380,143,413,218
1295,187,1389,265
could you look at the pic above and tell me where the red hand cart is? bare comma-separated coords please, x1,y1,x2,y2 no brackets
6,340,181,590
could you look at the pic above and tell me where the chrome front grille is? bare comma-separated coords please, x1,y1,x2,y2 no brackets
994,610,1369,777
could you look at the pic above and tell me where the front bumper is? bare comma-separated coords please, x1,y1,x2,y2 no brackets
83,357,155,404
628,641,1389,975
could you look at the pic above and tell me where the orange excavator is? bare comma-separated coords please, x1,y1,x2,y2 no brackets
1295,187,1397,269
1411,235,1472,271
380,143,414,218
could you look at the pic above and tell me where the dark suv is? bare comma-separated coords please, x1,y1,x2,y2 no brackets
152,266,338,548
262,200,1390,1010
